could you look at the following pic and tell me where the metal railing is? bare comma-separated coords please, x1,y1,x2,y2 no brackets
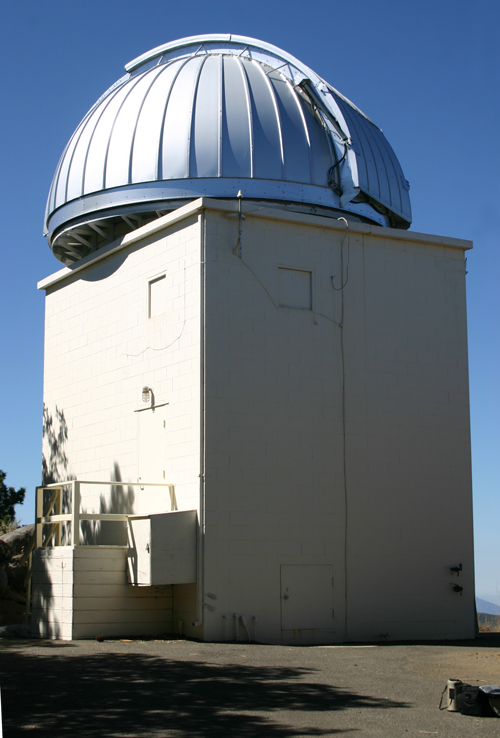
23,479,175,622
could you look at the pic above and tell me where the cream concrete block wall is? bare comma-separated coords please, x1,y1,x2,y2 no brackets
38,214,203,638
31,547,74,640
31,548,173,640
202,210,351,644
343,232,474,641
200,206,474,644
37,199,474,644
42,216,202,522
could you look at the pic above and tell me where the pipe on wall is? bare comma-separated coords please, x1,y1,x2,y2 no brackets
193,210,207,630
240,615,251,642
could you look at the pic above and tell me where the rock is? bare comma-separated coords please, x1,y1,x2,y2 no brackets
0,568,7,598
0,525,35,557
0,539,11,562
6,557,27,592
0,528,32,629
0,624,31,638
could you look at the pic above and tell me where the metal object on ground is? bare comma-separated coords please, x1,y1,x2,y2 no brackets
447,679,463,711
480,686,500,717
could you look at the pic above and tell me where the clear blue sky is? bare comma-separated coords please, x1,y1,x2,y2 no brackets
1,0,498,602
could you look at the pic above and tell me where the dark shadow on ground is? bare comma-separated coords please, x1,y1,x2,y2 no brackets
0,650,409,737
470,633,500,648
0,638,77,650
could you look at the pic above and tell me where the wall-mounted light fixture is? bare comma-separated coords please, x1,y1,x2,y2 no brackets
142,386,155,409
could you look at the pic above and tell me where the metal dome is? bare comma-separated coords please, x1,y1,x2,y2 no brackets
45,35,412,264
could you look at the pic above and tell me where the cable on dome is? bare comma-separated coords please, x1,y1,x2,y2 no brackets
232,191,244,257
331,217,350,290
329,215,352,641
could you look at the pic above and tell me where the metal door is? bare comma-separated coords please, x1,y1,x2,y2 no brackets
137,405,168,485
136,404,174,515
130,517,152,585
281,565,334,631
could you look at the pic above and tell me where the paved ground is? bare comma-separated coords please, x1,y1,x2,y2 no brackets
1,635,500,737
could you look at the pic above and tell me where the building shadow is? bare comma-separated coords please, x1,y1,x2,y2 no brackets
0,650,409,737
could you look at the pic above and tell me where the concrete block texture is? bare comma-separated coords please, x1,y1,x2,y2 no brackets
42,216,202,522
31,547,173,640
37,201,474,644
201,205,474,644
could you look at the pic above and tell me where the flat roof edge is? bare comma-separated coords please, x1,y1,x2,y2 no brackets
38,197,472,290
200,198,472,250
38,199,205,290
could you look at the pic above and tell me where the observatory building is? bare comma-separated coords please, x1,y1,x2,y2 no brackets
31,35,475,643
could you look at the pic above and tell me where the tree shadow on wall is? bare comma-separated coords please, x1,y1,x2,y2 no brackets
41,404,74,546
41,407,134,545
29,404,75,637
80,462,134,546
41,404,73,487
0,650,410,737
34,412,135,632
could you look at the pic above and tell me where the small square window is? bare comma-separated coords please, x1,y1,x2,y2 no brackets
278,267,312,310
149,275,166,318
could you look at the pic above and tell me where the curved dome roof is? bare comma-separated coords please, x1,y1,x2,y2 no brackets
45,35,411,264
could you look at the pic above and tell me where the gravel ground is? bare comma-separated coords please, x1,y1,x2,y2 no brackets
1,635,500,737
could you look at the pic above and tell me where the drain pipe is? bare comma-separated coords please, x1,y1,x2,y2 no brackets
222,614,228,642
240,615,251,642
193,209,206,630
234,613,240,641
253,615,257,643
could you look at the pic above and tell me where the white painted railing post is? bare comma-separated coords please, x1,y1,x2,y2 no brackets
35,487,44,549
71,481,80,548
55,487,62,546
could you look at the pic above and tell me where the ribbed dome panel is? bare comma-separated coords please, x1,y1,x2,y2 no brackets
191,56,220,178
133,60,185,183
242,59,282,181
49,52,337,206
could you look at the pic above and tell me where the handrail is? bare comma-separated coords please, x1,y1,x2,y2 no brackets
20,536,36,568
24,479,175,623
38,480,174,488
24,484,64,622
33,479,175,548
